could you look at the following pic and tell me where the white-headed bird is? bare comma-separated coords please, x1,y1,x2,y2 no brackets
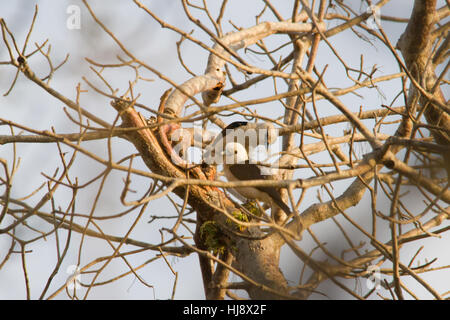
221,141,291,215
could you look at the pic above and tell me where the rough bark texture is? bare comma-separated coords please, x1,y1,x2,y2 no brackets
111,99,290,299
108,1,450,300
1,0,449,301
397,0,450,174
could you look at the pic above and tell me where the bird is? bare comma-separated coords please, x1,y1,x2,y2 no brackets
203,120,276,165
203,121,249,165
221,141,291,215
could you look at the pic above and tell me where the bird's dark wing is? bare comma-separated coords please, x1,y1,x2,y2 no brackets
228,163,290,214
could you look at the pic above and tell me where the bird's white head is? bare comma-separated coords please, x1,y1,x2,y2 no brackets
222,142,248,164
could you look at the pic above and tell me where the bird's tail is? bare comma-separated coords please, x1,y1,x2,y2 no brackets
272,197,291,215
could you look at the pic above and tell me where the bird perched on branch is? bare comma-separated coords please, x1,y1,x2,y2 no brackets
203,120,276,165
202,121,289,214
221,141,291,215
